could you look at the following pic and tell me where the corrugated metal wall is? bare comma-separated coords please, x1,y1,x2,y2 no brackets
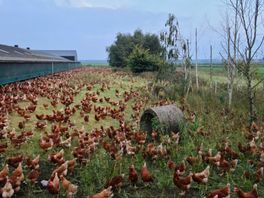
0,62,81,85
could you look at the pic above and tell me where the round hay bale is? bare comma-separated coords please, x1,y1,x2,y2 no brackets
140,105,183,134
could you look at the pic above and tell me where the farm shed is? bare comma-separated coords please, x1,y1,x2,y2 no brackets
31,50,78,62
0,44,81,85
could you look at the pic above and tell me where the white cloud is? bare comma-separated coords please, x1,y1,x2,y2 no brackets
54,0,90,8
54,0,131,9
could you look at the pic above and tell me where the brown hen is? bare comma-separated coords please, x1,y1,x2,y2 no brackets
234,184,258,198
141,162,154,183
88,186,113,198
128,164,138,186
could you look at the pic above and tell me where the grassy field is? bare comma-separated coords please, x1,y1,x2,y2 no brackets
0,67,264,197
197,64,264,80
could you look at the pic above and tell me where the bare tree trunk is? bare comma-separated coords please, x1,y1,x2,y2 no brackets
195,28,199,89
224,0,239,108
262,81,264,95
185,39,192,97
186,77,192,98
215,81,218,94
247,77,254,123
184,59,187,81
227,27,233,107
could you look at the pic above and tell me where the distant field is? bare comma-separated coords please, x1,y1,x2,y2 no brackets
197,63,264,73
195,64,264,85
79,61,264,86
81,60,109,66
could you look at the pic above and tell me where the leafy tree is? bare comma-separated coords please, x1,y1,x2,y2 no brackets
107,30,163,68
128,45,162,73
133,30,144,46
143,33,163,55
160,14,181,63
107,33,133,68
158,14,192,97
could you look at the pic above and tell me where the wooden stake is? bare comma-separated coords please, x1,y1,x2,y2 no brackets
195,28,199,89
210,45,213,84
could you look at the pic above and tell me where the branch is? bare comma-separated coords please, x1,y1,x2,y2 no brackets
250,0,260,48
251,35,264,58
252,76,264,89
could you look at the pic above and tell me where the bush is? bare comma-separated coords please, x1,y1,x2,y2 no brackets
128,46,162,73
155,62,177,82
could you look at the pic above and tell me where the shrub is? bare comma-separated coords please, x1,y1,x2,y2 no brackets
128,46,162,73
156,62,177,82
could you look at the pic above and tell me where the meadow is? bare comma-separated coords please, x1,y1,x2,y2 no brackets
197,64,264,83
0,66,263,197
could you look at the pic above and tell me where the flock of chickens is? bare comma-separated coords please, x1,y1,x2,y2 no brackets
0,67,263,197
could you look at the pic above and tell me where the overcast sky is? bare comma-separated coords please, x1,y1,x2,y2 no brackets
0,0,225,60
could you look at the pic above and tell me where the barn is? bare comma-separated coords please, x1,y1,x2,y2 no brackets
31,50,78,62
0,44,81,85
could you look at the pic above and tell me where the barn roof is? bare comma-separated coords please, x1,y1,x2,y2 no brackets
32,50,77,57
0,44,73,63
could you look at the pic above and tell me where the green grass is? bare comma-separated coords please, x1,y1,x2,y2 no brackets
1,66,264,197
197,63,264,78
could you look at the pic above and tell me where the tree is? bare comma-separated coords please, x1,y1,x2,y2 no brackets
107,30,163,68
227,0,264,124
160,14,181,63
143,33,164,55
128,45,162,73
159,14,193,97
220,0,239,108
107,33,133,68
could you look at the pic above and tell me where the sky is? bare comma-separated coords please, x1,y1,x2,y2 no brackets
0,0,226,60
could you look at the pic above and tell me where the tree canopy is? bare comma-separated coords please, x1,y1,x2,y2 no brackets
107,30,163,68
